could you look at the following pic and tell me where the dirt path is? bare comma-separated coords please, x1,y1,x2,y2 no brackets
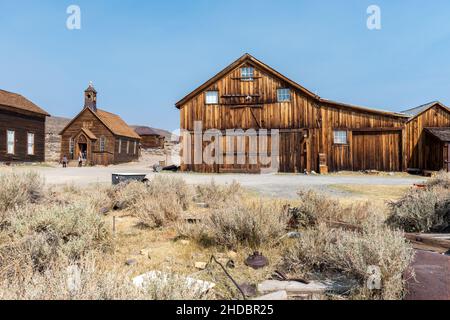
0,164,426,199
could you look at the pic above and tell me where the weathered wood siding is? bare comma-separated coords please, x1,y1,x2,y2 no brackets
0,107,46,162
60,108,139,165
320,103,404,172
141,135,164,149
179,63,320,173
404,105,450,170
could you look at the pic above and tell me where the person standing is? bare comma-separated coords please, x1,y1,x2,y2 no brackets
78,151,83,167
62,155,68,168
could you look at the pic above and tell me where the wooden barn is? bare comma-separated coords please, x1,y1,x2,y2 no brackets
176,54,450,174
59,83,141,166
0,89,49,163
133,126,165,149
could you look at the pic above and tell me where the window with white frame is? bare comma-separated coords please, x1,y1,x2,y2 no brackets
69,137,74,156
7,130,15,154
127,140,130,154
277,88,291,102
241,67,254,81
99,137,106,152
27,133,35,155
205,91,219,105
334,130,348,145
118,139,122,154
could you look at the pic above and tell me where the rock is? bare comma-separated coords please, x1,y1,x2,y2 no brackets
132,271,215,294
238,283,257,298
258,280,354,295
195,262,208,270
180,240,191,246
113,201,126,211
253,290,288,301
99,207,110,215
287,232,302,239
125,259,138,266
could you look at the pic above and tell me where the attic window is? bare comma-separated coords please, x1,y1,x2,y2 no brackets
205,91,219,105
277,88,291,102
241,67,254,81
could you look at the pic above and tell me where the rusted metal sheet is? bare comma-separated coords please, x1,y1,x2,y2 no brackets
405,250,450,300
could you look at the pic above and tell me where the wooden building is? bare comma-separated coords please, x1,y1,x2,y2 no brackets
59,83,141,166
0,89,49,163
176,54,450,173
133,126,165,149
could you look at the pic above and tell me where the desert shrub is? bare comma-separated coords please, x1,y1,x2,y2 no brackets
0,203,111,277
283,220,414,300
113,177,193,227
177,200,289,249
386,187,450,233
0,258,209,300
0,172,44,212
290,190,373,228
426,171,450,189
195,180,242,208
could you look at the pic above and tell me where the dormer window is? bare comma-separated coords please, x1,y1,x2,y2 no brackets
277,88,291,102
241,67,254,81
205,91,219,105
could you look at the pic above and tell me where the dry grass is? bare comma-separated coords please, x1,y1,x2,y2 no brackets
283,220,414,300
0,171,44,212
112,176,194,228
386,171,450,233
195,180,242,208
177,199,290,250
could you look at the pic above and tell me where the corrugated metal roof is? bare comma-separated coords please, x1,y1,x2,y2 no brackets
401,101,441,117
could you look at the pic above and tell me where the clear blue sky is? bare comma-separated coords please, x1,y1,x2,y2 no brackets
1,1,450,130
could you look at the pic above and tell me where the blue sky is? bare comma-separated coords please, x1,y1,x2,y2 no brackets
1,1,450,130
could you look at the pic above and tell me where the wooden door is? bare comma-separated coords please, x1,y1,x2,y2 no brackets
352,131,402,172
279,132,306,173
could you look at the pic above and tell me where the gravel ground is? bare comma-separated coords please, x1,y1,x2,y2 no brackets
0,162,426,199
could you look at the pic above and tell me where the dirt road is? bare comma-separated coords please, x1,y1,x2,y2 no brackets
0,163,426,199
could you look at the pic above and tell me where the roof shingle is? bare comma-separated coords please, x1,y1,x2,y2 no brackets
0,89,49,116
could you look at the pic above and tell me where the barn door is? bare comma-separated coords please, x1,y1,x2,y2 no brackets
352,131,402,172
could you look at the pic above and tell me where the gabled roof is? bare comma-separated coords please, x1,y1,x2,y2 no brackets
60,107,141,140
425,127,450,142
174,53,408,118
133,126,162,137
175,53,318,108
0,89,50,116
79,128,98,140
401,101,450,121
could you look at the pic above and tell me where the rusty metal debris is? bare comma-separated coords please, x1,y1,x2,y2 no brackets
405,250,450,300
245,252,269,270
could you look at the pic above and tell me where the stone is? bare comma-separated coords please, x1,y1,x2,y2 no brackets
195,262,208,270
258,280,354,295
287,232,302,239
132,271,215,294
253,290,288,301
99,207,110,215
125,259,138,266
238,283,257,298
